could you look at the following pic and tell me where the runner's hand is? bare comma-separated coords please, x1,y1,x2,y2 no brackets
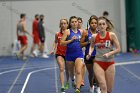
86,54,91,60
103,53,111,58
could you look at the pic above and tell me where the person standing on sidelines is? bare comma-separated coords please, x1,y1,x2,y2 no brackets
50,19,69,93
30,14,41,57
87,16,120,93
103,11,109,18
38,14,49,58
16,13,31,60
61,16,84,93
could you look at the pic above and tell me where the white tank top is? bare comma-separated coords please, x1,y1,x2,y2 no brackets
17,22,25,36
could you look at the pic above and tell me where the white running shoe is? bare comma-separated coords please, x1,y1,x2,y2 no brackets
33,50,38,57
42,54,49,58
94,86,101,93
90,86,94,93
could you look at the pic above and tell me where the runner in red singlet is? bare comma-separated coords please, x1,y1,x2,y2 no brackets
50,19,69,93
87,16,120,93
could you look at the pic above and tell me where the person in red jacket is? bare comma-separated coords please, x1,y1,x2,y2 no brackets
30,14,41,57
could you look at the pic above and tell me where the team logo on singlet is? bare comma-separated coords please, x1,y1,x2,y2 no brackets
58,36,62,39
96,40,111,49
88,36,91,41
78,35,81,41
74,35,81,42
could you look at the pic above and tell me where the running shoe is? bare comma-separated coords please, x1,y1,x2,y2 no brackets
94,86,101,93
90,86,94,93
15,52,20,59
42,53,49,58
33,50,38,57
72,81,76,89
65,82,69,90
61,87,65,93
22,56,27,61
75,88,80,93
81,80,85,86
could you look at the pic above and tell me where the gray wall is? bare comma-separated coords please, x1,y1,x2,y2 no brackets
0,0,126,56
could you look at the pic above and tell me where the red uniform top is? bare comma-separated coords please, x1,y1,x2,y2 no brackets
32,19,39,35
56,32,67,56
94,31,114,62
32,19,40,43
94,31,114,71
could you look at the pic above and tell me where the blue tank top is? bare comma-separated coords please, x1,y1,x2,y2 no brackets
85,29,96,56
66,29,83,55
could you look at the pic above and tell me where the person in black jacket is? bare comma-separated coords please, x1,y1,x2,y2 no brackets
38,14,48,58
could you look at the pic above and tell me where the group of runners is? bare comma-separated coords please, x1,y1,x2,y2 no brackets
16,13,120,93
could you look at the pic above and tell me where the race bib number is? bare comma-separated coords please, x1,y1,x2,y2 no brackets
105,40,110,47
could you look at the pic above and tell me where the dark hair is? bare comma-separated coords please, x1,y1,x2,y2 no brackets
89,15,98,24
40,14,44,20
68,16,78,29
20,13,26,19
103,11,109,16
77,17,83,22
87,15,98,29
40,14,44,18
35,14,39,18
98,16,114,31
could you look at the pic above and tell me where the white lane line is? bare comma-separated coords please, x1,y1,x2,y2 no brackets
116,61,140,80
7,62,27,93
0,66,23,70
0,66,54,75
115,61,140,66
1,61,139,75
0,69,21,75
20,67,58,93
0,65,48,70
1,61,139,93
54,61,59,93
120,65,140,80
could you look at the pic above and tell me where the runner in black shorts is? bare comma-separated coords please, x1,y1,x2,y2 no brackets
80,15,100,93
50,18,69,93
55,54,65,60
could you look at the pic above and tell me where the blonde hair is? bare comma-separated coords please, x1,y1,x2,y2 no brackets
59,18,69,28
98,16,114,32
